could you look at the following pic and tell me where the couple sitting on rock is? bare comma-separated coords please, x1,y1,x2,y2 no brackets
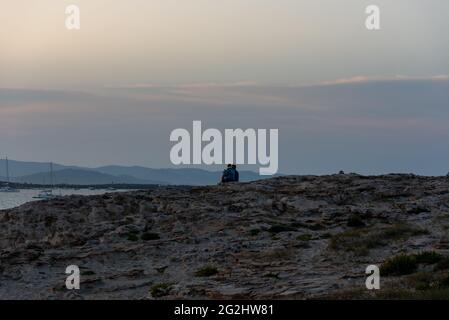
221,164,239,183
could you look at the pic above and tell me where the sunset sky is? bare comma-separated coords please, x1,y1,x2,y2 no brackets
1,0,448,175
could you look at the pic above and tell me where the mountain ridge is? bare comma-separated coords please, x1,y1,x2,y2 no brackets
13,168,166,186
0,159,265,185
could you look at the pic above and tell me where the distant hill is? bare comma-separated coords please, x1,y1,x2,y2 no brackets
14,169,164,185
1,159,268,186
0,159,77,177
95,166,263,185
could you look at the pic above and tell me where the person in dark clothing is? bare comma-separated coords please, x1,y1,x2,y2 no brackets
232,164,239,182
221,164,234,183
221,164,239,183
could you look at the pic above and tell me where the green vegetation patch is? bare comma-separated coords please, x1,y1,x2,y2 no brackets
80,270,96,276
414,251,443,264
329,223,429,256
141,232,160,241
297,234,313,241
381,254,418,276
346,214,366,228
375,288,449,300
194,266,219,277
435,257,449,271
127,233,139,241
249,229,261,236
326,270,449,300
150,283,172,298
268,224,297,234
381,251,444,276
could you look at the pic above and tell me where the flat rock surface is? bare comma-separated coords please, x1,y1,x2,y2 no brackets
1,174,449,299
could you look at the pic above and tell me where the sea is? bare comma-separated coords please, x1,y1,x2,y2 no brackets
0,189,128,210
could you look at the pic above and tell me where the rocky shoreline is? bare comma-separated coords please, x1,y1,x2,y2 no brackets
1,174,449,299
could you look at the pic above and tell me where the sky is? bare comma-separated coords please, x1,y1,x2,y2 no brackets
1,0,448,175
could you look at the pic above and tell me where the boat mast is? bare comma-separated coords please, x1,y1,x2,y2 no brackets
5,156,10,184
50,162,54,188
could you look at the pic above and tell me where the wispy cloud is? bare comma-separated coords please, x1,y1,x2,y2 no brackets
105,81,261,90
108,75,449,90
314,75,449,86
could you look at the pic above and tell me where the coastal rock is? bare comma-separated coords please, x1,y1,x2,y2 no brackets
1,174,449,299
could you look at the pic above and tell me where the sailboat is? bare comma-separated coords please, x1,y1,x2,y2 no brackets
0,157,20,193
33,162,56,199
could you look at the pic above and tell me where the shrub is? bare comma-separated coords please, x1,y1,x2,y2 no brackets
382,252,445,277
381,254,418,276
141,232,160,241
438,275,449,289
408,272,435,290
414,251,443,264
329,223,429,256
297,234,312,241
347,214,365,228
127,233,139,241
263,273,279,279
375,288,449,300
150,283,172,298
435,257,449,271
382,223,428,240
268,224,297,234
308,223,326,231
249,229,261,236
194,266,219,277
81,270,95,276
329,228,382,256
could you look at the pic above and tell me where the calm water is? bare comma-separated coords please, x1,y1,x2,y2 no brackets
0,189,128,210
